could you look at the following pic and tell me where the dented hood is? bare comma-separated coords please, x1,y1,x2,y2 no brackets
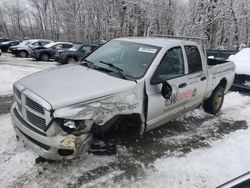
18,64,136,109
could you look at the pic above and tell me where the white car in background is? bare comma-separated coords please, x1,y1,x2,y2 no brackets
229,48,250,92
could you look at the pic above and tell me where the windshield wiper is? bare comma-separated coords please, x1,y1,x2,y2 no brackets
99,60,128,80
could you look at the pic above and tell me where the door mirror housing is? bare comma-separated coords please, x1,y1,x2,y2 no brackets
161,81,172,99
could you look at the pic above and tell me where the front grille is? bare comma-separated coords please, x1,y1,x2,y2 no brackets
17,102,22,112
14,87,21,100
26,110,47,131
26,97,45,114
13,108,46,136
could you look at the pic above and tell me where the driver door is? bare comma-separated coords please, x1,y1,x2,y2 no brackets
146,46,191,131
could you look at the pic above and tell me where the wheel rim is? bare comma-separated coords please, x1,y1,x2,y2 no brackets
20,52,26,58
215,94,222,110
42,54,49,61
68,58,75,64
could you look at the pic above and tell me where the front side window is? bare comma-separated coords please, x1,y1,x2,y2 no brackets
85,40,161,79
185,45,202,74
152,47,185,82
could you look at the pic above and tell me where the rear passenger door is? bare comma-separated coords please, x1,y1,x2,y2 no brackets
184,45,207,109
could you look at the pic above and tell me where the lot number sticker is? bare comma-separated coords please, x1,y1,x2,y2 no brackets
138,47,157,54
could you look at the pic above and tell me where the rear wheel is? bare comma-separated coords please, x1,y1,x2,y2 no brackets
67,57,76,64
19,51,27,58
40,53,49,61
203,86,225,114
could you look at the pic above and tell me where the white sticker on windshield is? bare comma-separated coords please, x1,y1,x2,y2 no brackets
138,47,157,54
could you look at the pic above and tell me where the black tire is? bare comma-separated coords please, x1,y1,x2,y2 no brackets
19,51,27,58
67,57,76,64
40,53,49,61
203,86,225,114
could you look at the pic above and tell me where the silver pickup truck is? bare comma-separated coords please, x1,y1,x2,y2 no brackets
11,37,235,160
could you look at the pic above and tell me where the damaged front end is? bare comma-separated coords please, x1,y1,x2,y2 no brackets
11,90,144,160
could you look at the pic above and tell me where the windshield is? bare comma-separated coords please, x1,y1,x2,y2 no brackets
85,40,161,79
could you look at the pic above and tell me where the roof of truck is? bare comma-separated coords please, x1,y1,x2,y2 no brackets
115,37,200,48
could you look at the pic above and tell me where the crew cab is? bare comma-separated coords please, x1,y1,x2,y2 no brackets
55,43,99,64
10,39,52,58
11,37,235,160
31,42,73,61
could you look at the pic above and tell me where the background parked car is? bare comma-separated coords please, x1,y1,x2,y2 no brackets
228,48,250,93
31,42,73,61
55,43,99,64
0,37,12,43
0,40,20,52
10,39,53,58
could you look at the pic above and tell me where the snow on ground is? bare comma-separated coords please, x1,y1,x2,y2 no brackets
118,92,250,188
0,65,45,95
0,92,249,187
0,114,36,187
228,48,250,75
0,53,56,96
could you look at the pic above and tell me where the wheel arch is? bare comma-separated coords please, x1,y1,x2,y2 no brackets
217,78,227,90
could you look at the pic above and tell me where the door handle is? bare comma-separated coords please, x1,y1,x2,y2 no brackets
179,83,187,88
201,76,207,81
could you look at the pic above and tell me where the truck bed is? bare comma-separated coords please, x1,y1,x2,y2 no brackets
207,58,230,66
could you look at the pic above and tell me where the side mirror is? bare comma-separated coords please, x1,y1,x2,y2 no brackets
161,81,172,99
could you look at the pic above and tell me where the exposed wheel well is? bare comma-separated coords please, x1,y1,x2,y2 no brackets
91,114,143,139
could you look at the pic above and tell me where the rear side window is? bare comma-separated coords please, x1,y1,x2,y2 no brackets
185,45,202,73
63,44,73,48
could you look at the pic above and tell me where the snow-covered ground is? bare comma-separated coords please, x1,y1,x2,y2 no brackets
0,92,249,188
125,92,250,188
0,53,56,96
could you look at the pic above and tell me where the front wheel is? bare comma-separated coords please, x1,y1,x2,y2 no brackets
203,86,225,114
40,53,49,61
19,51,27,58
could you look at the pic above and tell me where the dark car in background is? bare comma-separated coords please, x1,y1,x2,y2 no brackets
31,42,73,61
0,37,12,43
10,39,52,58
55,43,99,64
0,40,20,52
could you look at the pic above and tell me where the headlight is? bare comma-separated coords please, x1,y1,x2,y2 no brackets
57,119,87,134
63,120,76,129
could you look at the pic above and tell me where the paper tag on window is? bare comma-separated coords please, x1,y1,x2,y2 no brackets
138,47,157,54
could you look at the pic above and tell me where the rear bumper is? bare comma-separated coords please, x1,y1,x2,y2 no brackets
11,104,93,160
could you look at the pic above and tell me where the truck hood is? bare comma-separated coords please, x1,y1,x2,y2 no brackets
18,64,136,109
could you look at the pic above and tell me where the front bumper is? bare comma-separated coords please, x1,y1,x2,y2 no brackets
11,104,93,160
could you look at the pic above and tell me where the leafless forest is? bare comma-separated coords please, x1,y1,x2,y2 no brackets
0,0,249,50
